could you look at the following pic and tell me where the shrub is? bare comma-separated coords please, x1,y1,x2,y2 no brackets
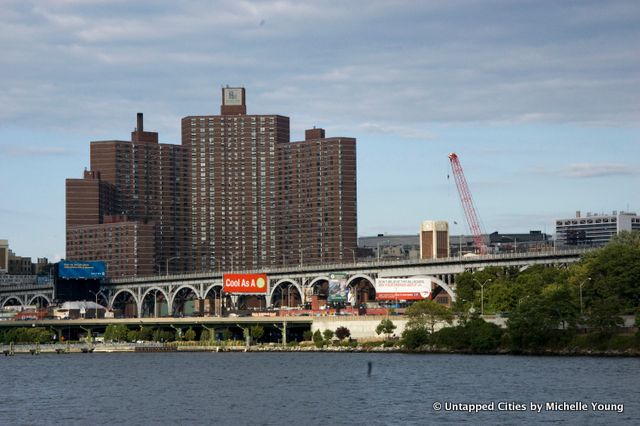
323,329,335,341
303,330,313,341
335,326,351,341
184,327,196,341
401,328,430,350
313,330,324,348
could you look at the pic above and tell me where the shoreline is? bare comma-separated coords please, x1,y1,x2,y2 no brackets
3,343,639,357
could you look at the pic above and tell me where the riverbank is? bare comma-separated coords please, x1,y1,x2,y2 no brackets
3,342,639,356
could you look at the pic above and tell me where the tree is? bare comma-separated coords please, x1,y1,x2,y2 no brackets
138,327,154,341
376,318,397,339
200,329,210,342
127,329,139,342
104,324,129,342
250,325,264,342
586,297,624,334
184,327,196,341
313,330,324,348
221,328,233,341
506,290,576,351
303,330,313,341
335,326,351,341
580,235,640,313
322,329,335,341
405,300,454,334
401,328,429,350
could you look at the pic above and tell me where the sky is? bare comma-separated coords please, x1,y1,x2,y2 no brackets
1,0,639,262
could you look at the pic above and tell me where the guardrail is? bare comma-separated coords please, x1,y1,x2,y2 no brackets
110,248,593,284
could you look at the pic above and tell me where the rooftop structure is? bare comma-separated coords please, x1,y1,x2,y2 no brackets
555,210,640,248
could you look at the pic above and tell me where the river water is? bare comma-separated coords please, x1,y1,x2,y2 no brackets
0,352,638,425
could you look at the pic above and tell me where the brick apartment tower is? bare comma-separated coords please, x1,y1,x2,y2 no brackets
66,114,190,277
67,88,357,276
183,87,357,271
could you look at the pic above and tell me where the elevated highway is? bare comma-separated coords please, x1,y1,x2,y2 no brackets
1,249,591,317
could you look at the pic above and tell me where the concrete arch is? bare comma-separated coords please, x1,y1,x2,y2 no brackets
347,274,377,305
203,283,223,299
140,287,171,317
109,288,139,312
346,274,376,288
308,276,331,288
410,275,457,302
140,287,170,305
268,278,303,307
1,296,25,308
169,284,201,315
28,294,52,306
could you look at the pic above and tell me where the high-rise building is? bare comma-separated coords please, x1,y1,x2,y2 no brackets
555,210,640,248
183,87,357,271
420,220,449,259
277,129,357,267
66,114,190,277
66,88,357,276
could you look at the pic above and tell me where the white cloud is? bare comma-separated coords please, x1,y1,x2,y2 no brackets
0,145,76,157
562,163,638,178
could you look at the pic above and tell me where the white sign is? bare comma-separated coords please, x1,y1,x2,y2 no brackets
223,88,243,106
375,277,432,300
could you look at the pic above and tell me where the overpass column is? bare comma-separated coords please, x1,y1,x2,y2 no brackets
274,321,288,346
201,324,217,345
79,326,94,343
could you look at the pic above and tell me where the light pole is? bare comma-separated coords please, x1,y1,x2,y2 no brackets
579,277,591,316
287,284,292,308
473,278,492,316
345,248,356,264
166,256,179,276
377,239,390,262
88,290,104,319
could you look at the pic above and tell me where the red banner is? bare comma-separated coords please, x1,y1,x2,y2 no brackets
223,273,268,294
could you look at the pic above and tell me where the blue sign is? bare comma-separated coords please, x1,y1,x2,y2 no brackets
58,261,106,280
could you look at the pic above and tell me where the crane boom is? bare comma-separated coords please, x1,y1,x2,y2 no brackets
448,152,487,254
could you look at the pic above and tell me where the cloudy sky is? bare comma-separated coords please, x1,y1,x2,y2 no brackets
1,0,639,262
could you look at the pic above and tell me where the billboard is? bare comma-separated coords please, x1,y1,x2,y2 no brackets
223,273,268,294
328,274,349,302
58,261,106,280
375,277,432,301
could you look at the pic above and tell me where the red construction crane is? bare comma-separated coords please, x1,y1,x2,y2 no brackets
448,153,487,254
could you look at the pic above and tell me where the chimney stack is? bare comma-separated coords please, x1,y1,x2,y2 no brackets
137,113,144,132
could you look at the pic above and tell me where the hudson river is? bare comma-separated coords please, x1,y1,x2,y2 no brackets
1,353,638,425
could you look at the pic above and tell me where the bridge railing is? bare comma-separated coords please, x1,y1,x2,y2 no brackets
109,247,594,284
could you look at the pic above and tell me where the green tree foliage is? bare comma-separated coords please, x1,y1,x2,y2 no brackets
303,330,313,341
250,325,264,342
401,327,430,350
138,327,154,341
184,327,196,341
312,329,324,348
127,329,139,342
221,328,233,341
322,329,335,341
375,318,397,339
580,234,640,313
506,290,577,351
432,318,503,352
152,329,175,342
104,324,129,342
200,329,210,342
1,327,53,344
405,300,454,334
335,326,351,341
585,297,624,334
